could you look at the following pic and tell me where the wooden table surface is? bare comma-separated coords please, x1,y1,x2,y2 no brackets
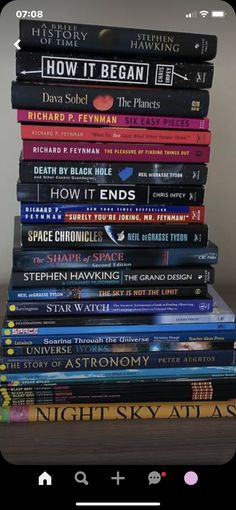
0,286,235,465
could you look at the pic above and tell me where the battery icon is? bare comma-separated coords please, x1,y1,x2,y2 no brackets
211,11,227,17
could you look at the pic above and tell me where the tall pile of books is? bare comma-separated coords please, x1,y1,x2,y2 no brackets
0,20,235,423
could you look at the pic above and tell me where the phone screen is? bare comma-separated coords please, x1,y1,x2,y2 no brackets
0,0,235,507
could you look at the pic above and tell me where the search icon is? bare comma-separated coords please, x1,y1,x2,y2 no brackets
75,471,89,485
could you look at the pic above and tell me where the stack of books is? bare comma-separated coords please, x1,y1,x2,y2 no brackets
0,20,235,423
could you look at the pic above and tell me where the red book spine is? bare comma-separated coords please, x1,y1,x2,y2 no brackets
64,206,205,224
22,141,210,162
21,124,211,145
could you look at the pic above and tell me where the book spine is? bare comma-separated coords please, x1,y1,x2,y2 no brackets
1,396,190,407
1,350,235,374
0,345,103,356
11,82,210,117
19,161,208,185
21,204,205,224
0,380,209,390
2,321,234,338
3,339,229,357
7,306,232,324
2,399,235,423
0,343,147,357
11,266,214,288
8,284,207,301
2,330,235,346
12,244,219,270
1,377,234,395
17,184,205,205
17,110,210,130
16,52,214,89
1,393,195,407
21,125,212,145
7,297,213,316
1,392,233,406
0,390,234,407
20,224,208,249
22,141,210,162
19,21,217,60
2,366,236,386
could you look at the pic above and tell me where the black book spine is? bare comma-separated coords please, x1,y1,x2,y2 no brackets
16,51,214,89
20,223,208,249
11,267,214,288
17,182,205,205
0,393,192,405
11,82,210,117
1,378,235,394
8,285,208,301
19,161,208,186
1,378,236,404
19,20,217,60
12,243,219,271
1,383,235,404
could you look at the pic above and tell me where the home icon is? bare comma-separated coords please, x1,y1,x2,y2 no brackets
38,471,52,486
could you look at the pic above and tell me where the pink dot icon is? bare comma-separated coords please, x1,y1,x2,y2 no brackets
184,471,198,486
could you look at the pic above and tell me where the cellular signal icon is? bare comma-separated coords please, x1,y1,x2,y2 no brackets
186,11,197,18
199,10,209,17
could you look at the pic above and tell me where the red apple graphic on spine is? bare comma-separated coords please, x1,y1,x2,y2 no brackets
93,94,114,111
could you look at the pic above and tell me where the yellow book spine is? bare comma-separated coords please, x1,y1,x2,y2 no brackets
0,400,236,423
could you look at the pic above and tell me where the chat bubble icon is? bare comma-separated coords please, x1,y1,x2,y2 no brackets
148,471,161,485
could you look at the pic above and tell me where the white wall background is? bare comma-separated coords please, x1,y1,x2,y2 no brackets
0,0,235,286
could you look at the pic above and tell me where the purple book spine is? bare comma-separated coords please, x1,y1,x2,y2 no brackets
22,141,210,163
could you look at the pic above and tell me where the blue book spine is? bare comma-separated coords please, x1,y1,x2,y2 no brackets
21,203,203,223
2,330,235,346
2,322,235,337
7,298,213,316
2,366,236,384
1,350,235,374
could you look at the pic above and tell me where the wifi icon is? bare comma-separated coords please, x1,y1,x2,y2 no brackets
199,10,209,17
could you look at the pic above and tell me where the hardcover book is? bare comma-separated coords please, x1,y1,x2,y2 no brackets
1,329,235,347
7,284,208,301
1,348,235,375
19,20,217,60
16,51,214,89
11,82,210,117
19,160,209,185
1,400,235,423
7,296,213,316
20,223,208,248
17,183,205,205
12,218,219,270
11,266,214,288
